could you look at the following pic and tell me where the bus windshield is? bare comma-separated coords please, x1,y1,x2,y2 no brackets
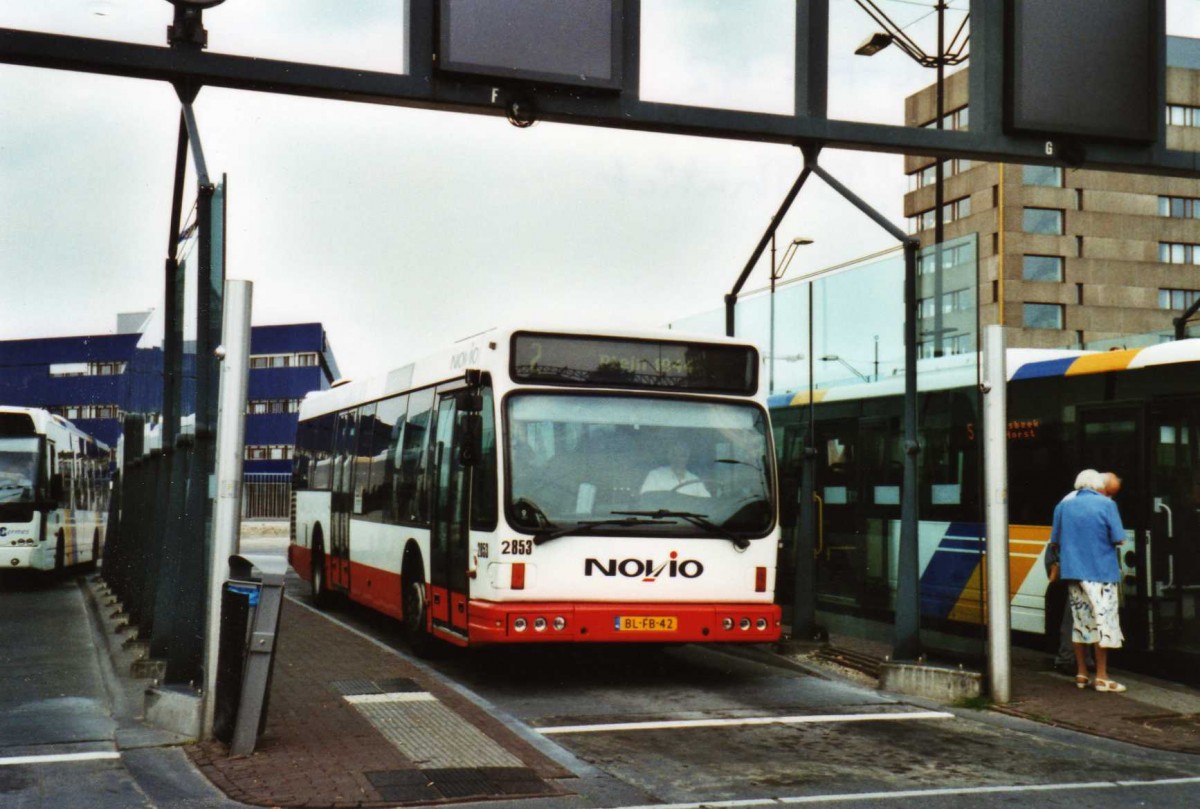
0,437,39,505
507,394,772,537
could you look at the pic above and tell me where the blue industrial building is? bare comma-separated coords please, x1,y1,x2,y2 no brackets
0,320,339,475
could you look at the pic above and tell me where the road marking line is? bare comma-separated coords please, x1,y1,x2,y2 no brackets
0,752,121,767
614,776,1200,809
538,710,954,735
344,692,438,704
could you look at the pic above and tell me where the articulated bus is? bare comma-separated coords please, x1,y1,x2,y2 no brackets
290,328,782,652
0,406,111,573
770,339,1200,677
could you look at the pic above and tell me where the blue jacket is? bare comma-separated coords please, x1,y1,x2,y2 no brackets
1051,489,1125,583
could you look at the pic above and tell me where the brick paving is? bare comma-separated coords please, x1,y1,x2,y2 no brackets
784,632,1200,756
187,599,572,808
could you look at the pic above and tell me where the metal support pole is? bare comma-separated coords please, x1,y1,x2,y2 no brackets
792,283,819,640
726,163,815,336
204,279,253,739
933,1,946,357
895,239,922,660
983,324,1011,702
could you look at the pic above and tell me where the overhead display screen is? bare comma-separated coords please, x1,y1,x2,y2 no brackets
511,333,758,395
439,0,622,89
1005,0,1159,143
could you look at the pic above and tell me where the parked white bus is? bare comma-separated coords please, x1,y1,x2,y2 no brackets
0,407,110,572
290,327,782,652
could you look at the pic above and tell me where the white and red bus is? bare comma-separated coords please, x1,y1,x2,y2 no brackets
0,406,110,573
289,327,782,652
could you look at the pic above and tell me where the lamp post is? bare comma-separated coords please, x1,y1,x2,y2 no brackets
819,354,870,384
853,0,967,663
769,236,814,394
854,1,968,357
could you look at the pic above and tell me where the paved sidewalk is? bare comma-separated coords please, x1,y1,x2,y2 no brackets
772,631,1200,756
187,598,574,808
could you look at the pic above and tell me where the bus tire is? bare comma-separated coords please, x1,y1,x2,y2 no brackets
311,528,331,610
402,555,436,658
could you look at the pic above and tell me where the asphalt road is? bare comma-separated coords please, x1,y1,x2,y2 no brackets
0,569,244,809
265,517,1200,809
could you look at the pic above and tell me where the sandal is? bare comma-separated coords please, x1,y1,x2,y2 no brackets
1074,674,1091,689
1094,678,1127,693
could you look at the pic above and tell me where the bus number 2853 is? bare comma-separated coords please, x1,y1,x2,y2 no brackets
502,539,534,555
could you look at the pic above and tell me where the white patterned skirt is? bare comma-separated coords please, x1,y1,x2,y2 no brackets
1068,580,1124,648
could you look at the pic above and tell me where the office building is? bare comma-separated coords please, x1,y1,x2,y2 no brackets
904,37,1200,349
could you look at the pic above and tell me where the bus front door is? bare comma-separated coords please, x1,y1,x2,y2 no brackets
1146,399,1200,660
430,391,472,639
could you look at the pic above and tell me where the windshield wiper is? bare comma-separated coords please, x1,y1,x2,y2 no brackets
533,516,675,545
714,457,761,471
614,510,751,551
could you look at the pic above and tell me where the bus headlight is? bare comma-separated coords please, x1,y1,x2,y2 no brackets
739,617,751,631
513,617,528,632
533,617,547,632
755,618,768,631
553,616,567,631
723,617,734,631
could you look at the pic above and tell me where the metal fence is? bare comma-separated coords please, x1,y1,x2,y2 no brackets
241,473,291,519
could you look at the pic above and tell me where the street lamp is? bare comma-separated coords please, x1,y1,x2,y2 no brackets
819,354,870,384
854,1,968,358
769,236,814,394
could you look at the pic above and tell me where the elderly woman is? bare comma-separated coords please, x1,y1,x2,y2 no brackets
1051,469,1127,692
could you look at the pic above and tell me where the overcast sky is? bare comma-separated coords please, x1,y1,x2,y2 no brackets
3,1,1199,381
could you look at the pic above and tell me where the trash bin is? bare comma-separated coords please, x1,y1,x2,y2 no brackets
212,554,285,754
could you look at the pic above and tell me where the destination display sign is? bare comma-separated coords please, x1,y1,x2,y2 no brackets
511,333,757,395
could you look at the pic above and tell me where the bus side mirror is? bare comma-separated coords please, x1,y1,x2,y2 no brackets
779,476,800,528
460,413,482,466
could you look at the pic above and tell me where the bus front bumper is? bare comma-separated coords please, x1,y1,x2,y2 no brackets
467,601,782,644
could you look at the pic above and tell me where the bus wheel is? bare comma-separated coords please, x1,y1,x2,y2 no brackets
402,567,436,658
311,530,331,609
54,532,65,574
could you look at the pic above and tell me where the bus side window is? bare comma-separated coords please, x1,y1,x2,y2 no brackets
373,394,407,524
395,388,434,525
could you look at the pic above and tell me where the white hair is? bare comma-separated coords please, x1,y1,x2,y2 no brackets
1074,469,1106,492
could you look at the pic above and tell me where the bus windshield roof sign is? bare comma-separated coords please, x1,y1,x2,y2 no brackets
511,333,757,395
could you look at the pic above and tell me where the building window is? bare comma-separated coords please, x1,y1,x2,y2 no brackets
246,399,302,415
906,158,974,191
249,351,320,369
244,445,294,461
1159,196,1200,218
918,332,973,358
48,361,127,377
1159,242,1200,265
919,242,974,275
909,197,972,234
1159,289,1200,310
1167,104,1200,127
51,404,122,421
1023,208,1064,235
922,105,969,131
1024,303,1065,330
1023,165,1063,187
1023,255,1065,282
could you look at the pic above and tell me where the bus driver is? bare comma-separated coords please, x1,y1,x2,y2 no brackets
641,441,710,498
